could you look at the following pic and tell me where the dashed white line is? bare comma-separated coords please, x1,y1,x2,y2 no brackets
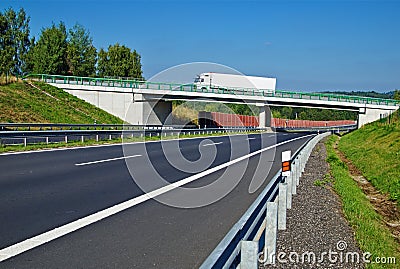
0,134,314,262
202,142,223,147
246,137,256,140
75,155,142,166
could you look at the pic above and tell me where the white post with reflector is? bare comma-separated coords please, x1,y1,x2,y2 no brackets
282,150,292,208
281,150,291,178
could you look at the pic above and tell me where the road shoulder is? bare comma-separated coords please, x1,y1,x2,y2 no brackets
263,138,365,268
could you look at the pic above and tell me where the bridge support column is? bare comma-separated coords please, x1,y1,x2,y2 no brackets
258,105,272,128
129,93,172,125
358,108,396,128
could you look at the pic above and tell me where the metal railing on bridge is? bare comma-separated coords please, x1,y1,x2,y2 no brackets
25,74,400,107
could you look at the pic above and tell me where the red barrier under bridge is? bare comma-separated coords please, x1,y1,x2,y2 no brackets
198,111,356,128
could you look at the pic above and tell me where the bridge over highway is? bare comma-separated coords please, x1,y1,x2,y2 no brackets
26,74,400,128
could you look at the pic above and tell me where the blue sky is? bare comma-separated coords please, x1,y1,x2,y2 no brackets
2,0,400,92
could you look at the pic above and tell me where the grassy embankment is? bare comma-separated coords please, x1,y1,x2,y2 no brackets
325,110,400,268
0,80,262,152
0,80,123,124
339,111,400,205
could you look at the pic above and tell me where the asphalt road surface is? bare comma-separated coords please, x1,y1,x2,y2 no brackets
0,132,314,268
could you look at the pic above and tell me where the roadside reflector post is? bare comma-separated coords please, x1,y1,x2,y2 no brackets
96,134,99,142
46,137,49,144
296,154,300,179
281,150,291,180
240,241,259,269
292,164,297,194
278,183,287,230
23,137,27,147
265,202,278,265
81,135,84,143
65,135,68,144
287,173,292,209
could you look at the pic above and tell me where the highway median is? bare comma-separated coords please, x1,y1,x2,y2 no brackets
0,130,264,154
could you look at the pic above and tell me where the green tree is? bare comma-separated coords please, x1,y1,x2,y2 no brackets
281,106,293,119
97,48,108,77
30,22,68,74
0,8,30,77
226,103,258,116
0,11,13,77
394,90,400,100
97,43,143,79
66,23,96,76
132,49,143,80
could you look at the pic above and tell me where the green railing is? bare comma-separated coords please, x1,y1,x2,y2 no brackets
25,74,400,107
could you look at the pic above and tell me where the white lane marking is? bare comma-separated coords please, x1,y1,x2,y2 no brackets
268,135,275,137
282,134,289,136
75,155,142,166
0,133,262,156
246,138,256,140
202,142,223,147
0,134,314,262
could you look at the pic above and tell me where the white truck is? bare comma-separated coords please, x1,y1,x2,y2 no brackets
194,72,276,94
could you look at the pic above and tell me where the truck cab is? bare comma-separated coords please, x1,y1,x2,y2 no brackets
194,73,211,90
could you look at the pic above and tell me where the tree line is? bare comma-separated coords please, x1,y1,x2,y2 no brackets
323,90,400,100
0,7,143,80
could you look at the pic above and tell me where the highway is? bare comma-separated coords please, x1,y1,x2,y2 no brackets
0,132,314,268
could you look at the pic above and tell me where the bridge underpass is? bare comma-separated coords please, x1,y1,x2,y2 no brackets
27,74,400,128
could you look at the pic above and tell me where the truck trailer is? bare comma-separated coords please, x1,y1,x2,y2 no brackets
194,72,276,94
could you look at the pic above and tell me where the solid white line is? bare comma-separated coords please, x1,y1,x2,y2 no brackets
0,133,314,262
202,142,223,147
75,155,142,166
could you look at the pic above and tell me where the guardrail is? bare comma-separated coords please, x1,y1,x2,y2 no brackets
25,74,400,107
200,132,330,268
0,122,190,131
0,126,260,147
274,124,357,133
0,122,353,147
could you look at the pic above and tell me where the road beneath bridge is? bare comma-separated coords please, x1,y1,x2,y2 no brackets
0,132,313,268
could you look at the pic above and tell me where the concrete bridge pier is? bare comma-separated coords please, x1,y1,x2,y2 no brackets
129,93,173,125
358,107,397,128
258,105,272,128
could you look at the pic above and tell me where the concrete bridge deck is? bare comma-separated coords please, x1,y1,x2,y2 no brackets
26,74,400,128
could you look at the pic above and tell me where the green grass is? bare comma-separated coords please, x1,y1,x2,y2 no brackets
326,135,399,268
338,110,400,205
0,80,123,124
313,173,333,187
